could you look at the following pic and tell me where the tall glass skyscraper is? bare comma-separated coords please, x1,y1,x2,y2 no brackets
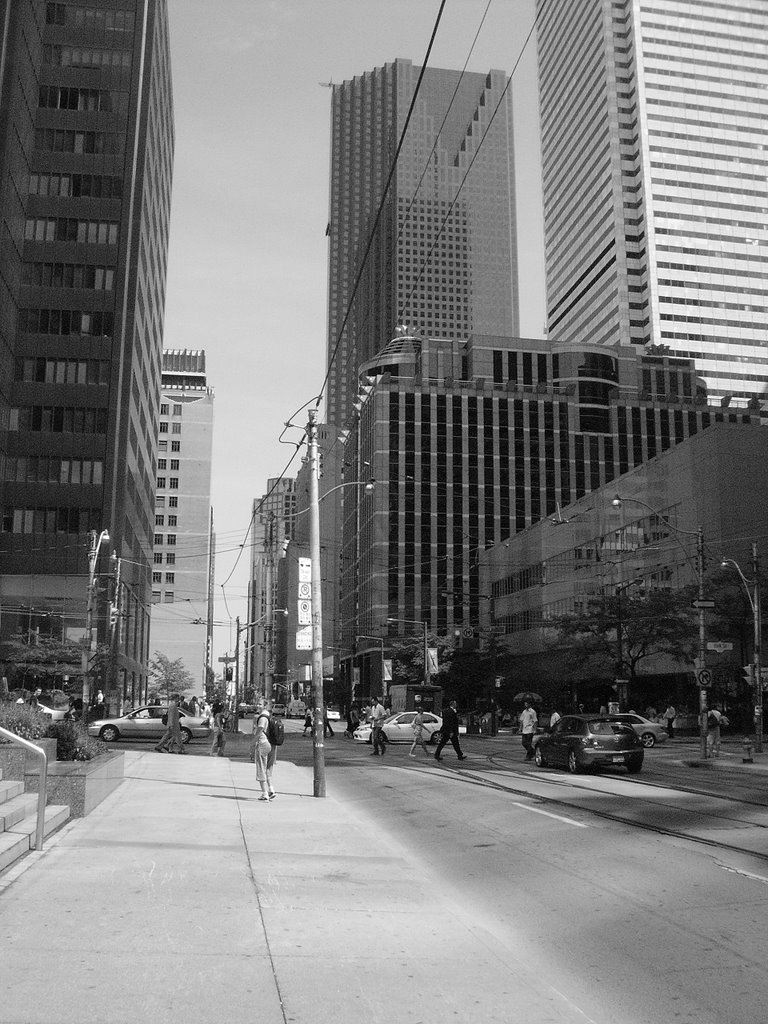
326,59,519,426
537,0,768,406
0,1,174,706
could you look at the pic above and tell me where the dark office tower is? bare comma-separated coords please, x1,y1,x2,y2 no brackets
536,0,768,407
0,2,174,705
326,59,518,427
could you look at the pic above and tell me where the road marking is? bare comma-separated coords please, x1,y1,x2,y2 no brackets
716,860,768,886
511,801,588,828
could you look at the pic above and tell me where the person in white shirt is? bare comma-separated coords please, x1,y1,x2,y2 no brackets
519,702,538,761
369,697,387,756
549,709,561,729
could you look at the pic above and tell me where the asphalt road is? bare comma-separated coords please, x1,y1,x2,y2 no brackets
111,721,768,1023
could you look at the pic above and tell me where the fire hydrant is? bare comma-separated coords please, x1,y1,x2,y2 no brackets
743,739,754,764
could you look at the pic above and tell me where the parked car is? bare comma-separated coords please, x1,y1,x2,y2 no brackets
87,705,212,744
271,703,286,717
37,701,68,722
287,700,306,719
534,715,644,774
353,711,443,745
605,713,667,747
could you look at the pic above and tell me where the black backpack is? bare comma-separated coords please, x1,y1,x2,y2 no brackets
267,715,284,746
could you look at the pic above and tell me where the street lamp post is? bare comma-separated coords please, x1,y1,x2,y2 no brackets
721,544,762,753
81,528,109,727
612,494,709,758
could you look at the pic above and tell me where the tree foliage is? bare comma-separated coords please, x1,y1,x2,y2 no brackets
148,652,194,700
554,588,698,680
387,632,454,686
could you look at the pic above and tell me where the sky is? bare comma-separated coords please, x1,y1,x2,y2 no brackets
163,0,546,665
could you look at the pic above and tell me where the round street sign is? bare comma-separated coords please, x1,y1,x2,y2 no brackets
696,668,712,688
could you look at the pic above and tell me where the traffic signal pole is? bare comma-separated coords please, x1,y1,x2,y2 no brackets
753,542,762,753
308,409,326,797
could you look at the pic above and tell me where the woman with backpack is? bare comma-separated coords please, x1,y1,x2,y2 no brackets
253,699,276,800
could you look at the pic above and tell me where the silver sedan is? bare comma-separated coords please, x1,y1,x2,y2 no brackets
87,705,211,744
606,714,668,747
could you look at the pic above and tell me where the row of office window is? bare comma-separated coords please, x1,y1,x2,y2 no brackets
9,406,107,433
23,263,114,291
24,217,119,245
35,129,124,156
18,308,113,337
43,45,131,69
29,173,123,199
157,460,179,471
152,573,175,585
46,4,135,33
155,478,178,490
157,440,181,452
154,534,177,546
38,87,127,114
3,457,103,485
159,403,183,416
15,357,110,384
153,552,175,564
155,515,177,527
1,506,99,534
158,421,182,434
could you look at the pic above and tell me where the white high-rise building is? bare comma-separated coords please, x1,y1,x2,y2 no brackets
537,0,768,406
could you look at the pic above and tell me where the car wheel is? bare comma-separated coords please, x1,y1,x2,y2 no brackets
627,757,643,773
534,744,547,768
99,725,119,742
567,749,579,774
181,728,192,745
429,730,442,745
640,732,656,748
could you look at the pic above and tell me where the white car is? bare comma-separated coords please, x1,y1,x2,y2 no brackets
353,711,443,744
37,702,68,722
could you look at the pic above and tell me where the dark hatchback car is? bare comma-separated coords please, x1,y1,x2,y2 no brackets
534,715,644,774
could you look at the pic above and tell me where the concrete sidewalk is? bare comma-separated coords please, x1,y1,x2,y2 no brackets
0,750,581,1024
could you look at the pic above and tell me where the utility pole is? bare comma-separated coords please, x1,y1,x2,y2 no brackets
753,542,762,753
423,621,430,687
697,527,708,759
81,529,109,727
308,409,326,797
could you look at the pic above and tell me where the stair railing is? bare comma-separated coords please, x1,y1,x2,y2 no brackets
0,728,48,851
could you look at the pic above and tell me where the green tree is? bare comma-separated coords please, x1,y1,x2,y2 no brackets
388,632,454,686
2,632,84,690
554,588,698,683
148,652,194,702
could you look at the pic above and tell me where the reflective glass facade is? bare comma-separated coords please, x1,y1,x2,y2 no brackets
537,0,768,406
326,60,519,426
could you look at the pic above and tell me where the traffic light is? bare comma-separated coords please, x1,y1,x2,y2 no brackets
225,667,233,682
109,603,119,628
743,664,755,687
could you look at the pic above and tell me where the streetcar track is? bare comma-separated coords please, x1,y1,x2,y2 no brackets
384,753,768,864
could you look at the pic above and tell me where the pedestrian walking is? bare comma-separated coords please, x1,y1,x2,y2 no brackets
549,709,561,730
323,705,335,737
253,699,275,800
369,697,387,756
664,704,676,739
156,697,185,754
519,701,538,760
409,707,430,756
344,703,360,739
302,707,313,736
706,707,722,757
434,700,466,761
210,702,226,757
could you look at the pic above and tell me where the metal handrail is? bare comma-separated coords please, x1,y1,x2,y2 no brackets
0,727,48,851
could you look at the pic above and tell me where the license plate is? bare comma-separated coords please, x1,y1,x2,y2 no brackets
612,756,624,763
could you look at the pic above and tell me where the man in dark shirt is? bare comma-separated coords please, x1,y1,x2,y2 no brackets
434,700,466,762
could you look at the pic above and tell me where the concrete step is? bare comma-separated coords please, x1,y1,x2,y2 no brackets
0,830,31,873
9,804,70,842
0,793,37,832
0,779,24,805
0,805,70,876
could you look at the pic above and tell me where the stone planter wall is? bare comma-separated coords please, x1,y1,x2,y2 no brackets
0,737,58,781
23,750,125,817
